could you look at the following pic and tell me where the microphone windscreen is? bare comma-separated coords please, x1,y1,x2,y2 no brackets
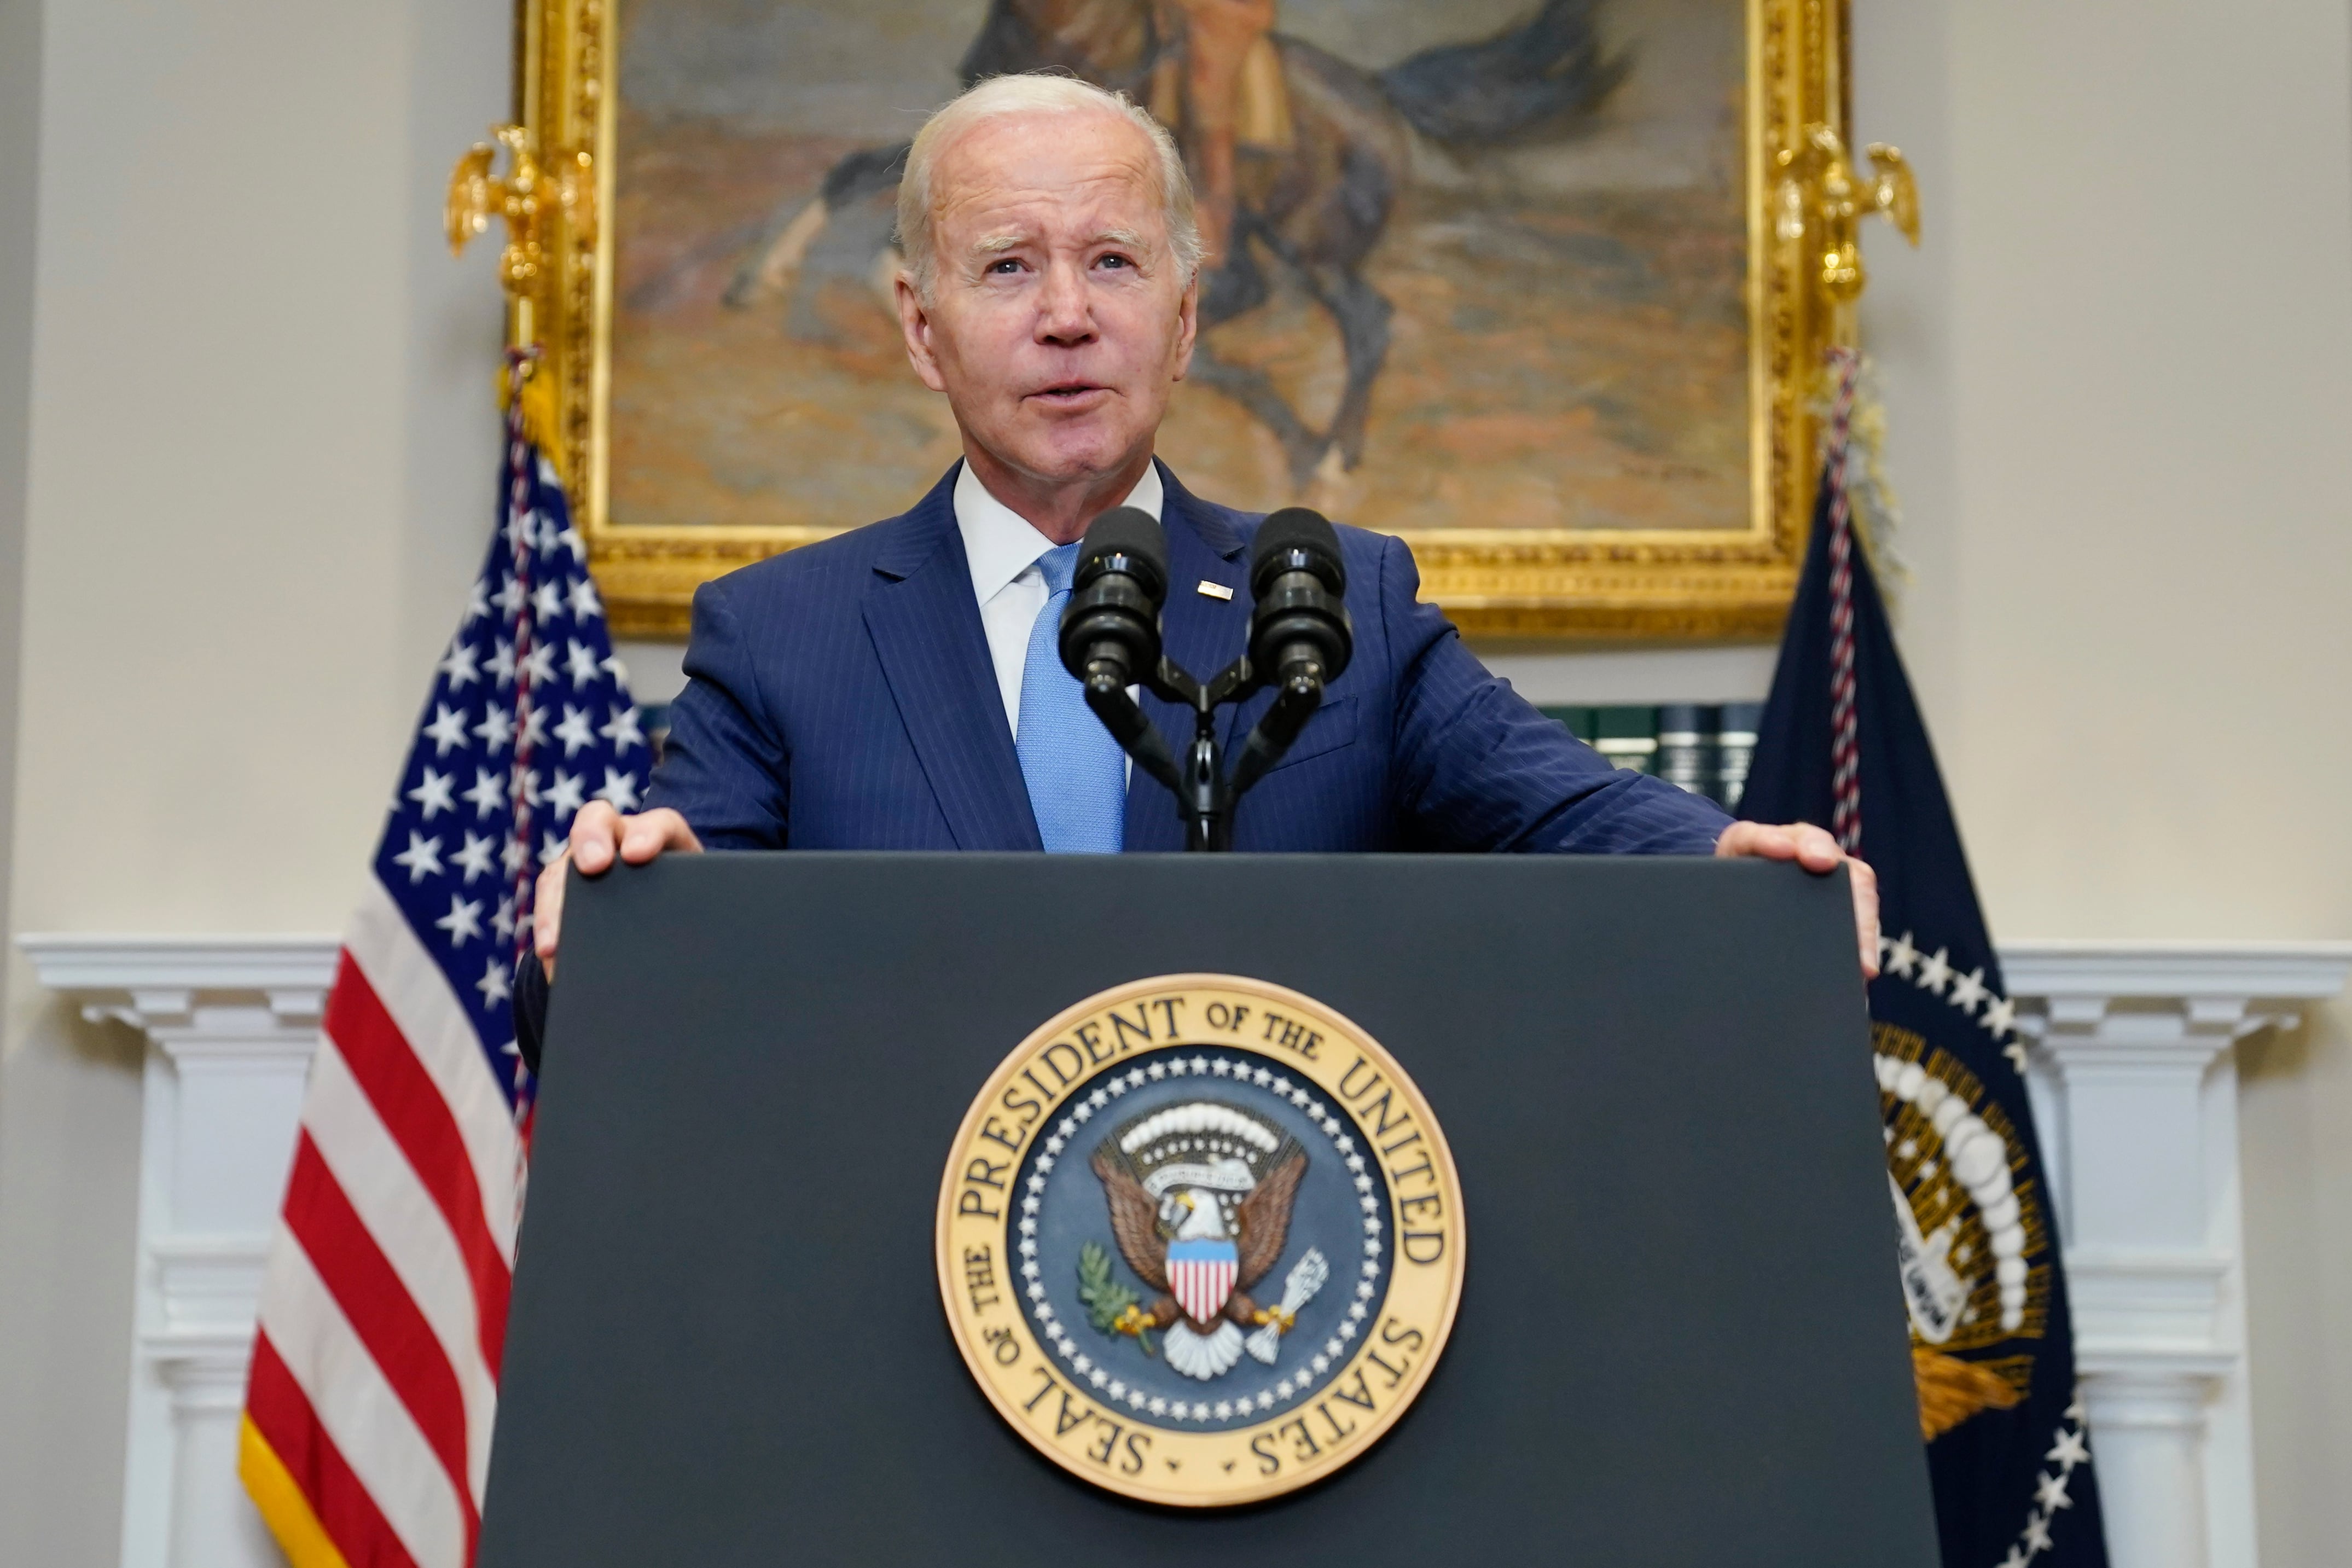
1078,506,1169,603
1251,507,1346,596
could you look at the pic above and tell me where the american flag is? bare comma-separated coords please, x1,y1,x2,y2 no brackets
239,358,651,1568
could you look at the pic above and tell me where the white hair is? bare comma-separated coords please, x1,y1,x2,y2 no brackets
896,74,1204,301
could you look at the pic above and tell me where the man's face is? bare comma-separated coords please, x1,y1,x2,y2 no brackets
897,110,1198,490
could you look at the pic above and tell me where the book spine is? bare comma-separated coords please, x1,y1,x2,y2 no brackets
1591,705,1659,776
1716,701,1763,809
1655,704,1716,797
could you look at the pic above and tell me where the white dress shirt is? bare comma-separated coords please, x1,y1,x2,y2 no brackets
955,460,1164,740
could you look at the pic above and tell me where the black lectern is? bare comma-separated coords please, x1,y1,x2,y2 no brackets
481,854,1936,1565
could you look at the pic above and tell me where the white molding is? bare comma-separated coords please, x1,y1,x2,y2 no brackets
2000,940,2352,1006
21,934,2349,1568
19,934,341,998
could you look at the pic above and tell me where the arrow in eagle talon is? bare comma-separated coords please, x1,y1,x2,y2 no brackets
1245,1248,1329,1364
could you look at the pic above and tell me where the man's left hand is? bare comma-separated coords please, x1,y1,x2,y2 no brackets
1715,821,1881,979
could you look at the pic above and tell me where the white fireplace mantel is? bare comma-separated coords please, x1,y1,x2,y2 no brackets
22,932,2350,1568
2000,940,2352,1568
20,934,342,1568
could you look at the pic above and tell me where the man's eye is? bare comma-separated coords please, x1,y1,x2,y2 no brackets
1096,253,1134,270
986,258,1024,275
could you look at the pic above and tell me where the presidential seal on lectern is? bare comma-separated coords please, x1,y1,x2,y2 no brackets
938,975,1466,1506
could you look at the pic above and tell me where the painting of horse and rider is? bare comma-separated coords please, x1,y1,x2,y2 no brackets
608,0,1750,538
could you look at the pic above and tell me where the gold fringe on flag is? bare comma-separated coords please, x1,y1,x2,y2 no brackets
1812,353,1910,612
237,1418,356,1568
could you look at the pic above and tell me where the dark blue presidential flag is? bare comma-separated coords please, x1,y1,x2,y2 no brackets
1741,359,2107,1568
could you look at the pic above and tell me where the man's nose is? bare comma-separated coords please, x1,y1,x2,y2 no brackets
1035,259,1095,344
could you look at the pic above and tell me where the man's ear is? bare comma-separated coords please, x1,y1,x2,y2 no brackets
1170,272,1199,383
896,271,950,394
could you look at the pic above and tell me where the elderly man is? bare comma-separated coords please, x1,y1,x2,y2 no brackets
529,73,1875,997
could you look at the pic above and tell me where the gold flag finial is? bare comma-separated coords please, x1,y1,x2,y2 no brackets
1775,125,1920,333
446,125,595,347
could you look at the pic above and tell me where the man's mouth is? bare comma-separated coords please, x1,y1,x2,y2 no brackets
1028,382,1110,407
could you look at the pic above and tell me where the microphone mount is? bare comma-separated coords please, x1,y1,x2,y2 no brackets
1064,507,1352,852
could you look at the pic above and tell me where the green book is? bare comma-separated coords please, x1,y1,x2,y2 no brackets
1591,706,1659,775
1656,703,1716,796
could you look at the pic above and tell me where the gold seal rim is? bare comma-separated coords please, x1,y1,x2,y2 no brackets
936,972,1466,1507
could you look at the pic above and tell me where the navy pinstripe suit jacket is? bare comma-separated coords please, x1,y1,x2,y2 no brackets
643,462,1732,855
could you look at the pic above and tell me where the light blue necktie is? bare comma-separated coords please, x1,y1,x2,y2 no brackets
1015,543,1126,853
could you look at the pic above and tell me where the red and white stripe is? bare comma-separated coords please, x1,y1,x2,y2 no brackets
246,877,520,1568
1823,346,1863,855
1171,1257,1238,1325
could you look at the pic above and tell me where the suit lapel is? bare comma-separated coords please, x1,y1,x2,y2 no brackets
863,468,1044,851
1125,466,1255,851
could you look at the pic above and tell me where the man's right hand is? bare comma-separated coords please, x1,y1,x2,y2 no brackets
533,803,703,981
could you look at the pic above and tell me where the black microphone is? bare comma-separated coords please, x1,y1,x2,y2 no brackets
1059,507,1169,693
1247,507,1352,694
1056,506,1183,797
1227,509,1353,799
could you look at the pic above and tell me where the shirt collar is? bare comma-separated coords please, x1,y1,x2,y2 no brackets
954,460,1165,606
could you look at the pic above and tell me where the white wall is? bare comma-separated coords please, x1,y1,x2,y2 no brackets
0,0,62,1532
0,0,508,1555
0,0,38,1016
2,0,2349,1559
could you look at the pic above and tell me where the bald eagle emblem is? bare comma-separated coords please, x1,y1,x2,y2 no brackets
1085,1100,1327,1381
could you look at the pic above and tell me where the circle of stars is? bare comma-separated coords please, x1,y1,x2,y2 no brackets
1877,929,2029,1075
1997,1395,2093,1566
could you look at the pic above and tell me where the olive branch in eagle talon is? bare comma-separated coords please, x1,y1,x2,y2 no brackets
1077,1242,1157,1356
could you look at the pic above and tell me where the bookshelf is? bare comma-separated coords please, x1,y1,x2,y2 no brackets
1538,704,1764,808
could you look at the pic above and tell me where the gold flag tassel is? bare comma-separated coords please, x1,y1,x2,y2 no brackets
1807,352,1910,608
1913,1346,2025,1442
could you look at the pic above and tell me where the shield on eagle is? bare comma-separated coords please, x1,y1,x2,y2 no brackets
1167,1237,1240,1323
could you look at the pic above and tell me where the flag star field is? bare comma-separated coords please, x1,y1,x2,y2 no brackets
371,450,650,1102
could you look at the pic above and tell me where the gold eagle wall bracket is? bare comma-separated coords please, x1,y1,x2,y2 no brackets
445,125,597,358
1774,123,1921,340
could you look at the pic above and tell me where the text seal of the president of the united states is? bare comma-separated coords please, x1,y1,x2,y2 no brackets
938,974,1465,1506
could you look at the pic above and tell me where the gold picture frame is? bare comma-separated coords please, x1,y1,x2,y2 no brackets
499,0,1897,639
